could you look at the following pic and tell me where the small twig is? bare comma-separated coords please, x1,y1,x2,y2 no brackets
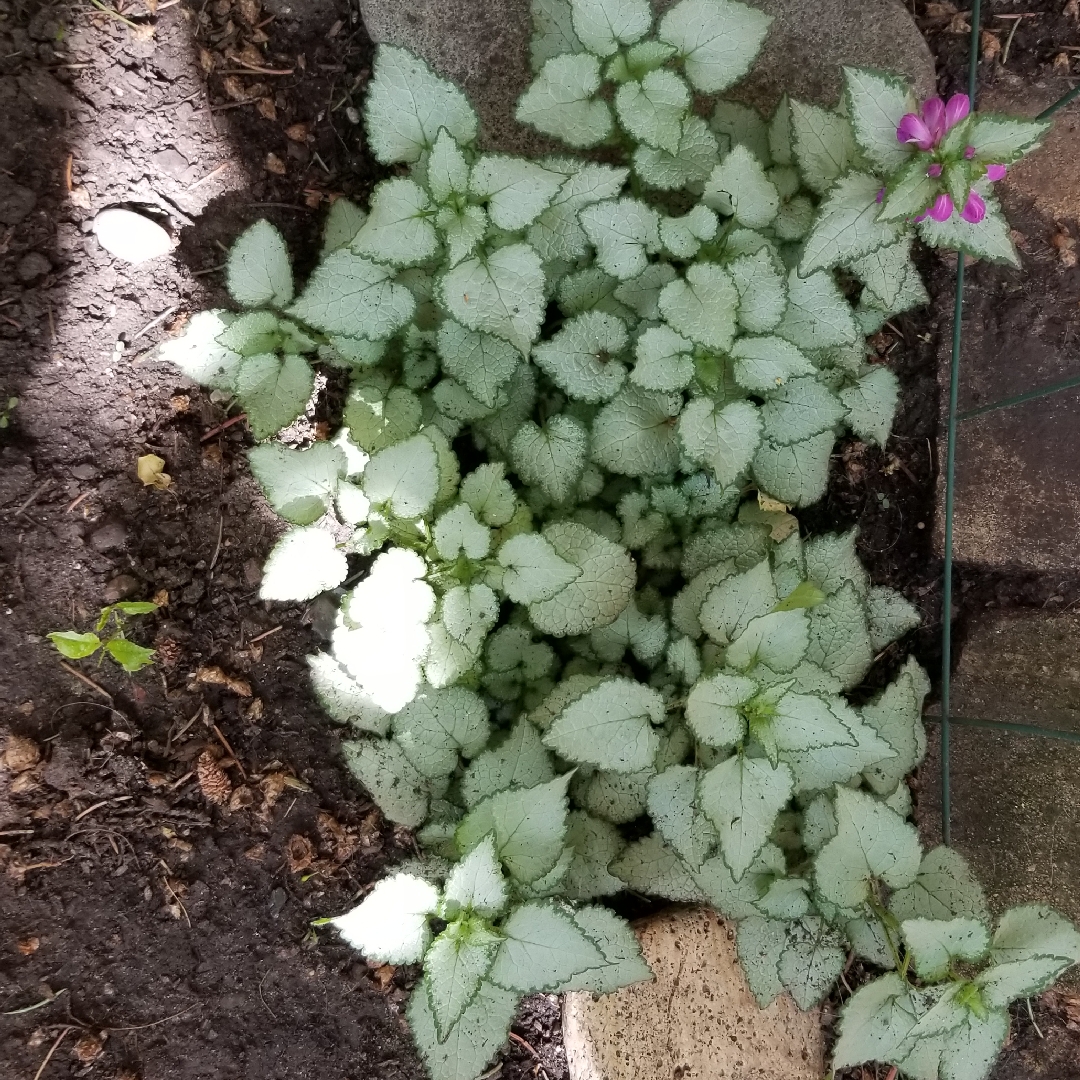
73,795,133,822
169,770,194,790
87,0,140,29
188,163,228,190
1026,996,1045,1039
13,480,52,517
192,262,227,276
258,971,278,1019
1001,15,1027,66
248,625,282,645
57,661,113,703
0,829,36,836
63,153,73,193
509,1033,539,1059
209,512,224,570
211,723,246,780
129,305,179,343
1,989,67,1016
217,65,294,76
105,1002,199,1032
201,413,246,441
162,875,191,927
32,1027,73,1080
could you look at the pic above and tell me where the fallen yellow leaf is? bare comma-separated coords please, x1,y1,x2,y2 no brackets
138,454,171,489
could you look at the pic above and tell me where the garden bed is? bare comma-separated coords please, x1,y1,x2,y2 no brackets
1,2,1078,1080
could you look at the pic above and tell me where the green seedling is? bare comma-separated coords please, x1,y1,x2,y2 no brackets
48,601,159,672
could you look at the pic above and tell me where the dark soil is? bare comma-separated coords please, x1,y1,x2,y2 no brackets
1,2,1078,1080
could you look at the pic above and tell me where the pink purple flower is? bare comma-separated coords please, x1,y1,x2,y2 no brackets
915,193,955,223
897,93,971,150
927,163,943,178
960,191,986,223
986,163,1007,182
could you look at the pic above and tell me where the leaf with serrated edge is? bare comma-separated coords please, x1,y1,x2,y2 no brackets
790,100,861,196
658,0,772,93
516,53,612,148
686,672,755,747
631,325,694,391
249,442,346,526
557,906,652,992
512,415,589,503
497,532,582,604
527,521,636,637
443,836,510,918
564,811,627,900
659,262,738,352
260,527,347,602
779,917,846,1009
440,243,546,356
843,67,916,173
633,115,720,190
699,754,793,880
901,917,990,981
738,917,787,1006
777,267,859,350
800,172,904,275
700,559,777,644
726,610,810,673
832,972,928,1071
580,198,661,281
730,335,815,392
362,434,440,519
227,220,293,309
591,385,682,477
730,250,787,334
533,310,629,402
752,430,834,509
841,366,900,447
351,177,438,266
423,928,500,1041
288,251,416,341
456,774,571,884
343,736,430,826
393,684,490,779
704,146,780,229
407,980,518,1080
570,0,651,57
437,321,520,409
489,901,604,991
918,187,1019,268
307,653,391,735
611,833,705,901
762,377,846,446
815,786,921,909
234,353,313,441
648,766,719,870
365,45,478,165
615,69,690,155
545,676,665,772
470,155,565,230
678,398,762,486
528,163,629,261
332,872,438,963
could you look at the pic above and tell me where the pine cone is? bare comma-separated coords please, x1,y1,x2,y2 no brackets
197,750,231,805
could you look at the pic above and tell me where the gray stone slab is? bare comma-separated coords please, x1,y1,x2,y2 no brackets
920,610,1080,961
358,0,934,155
563,907,824,1080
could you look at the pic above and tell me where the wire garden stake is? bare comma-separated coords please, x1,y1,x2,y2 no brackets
939,0,1080,846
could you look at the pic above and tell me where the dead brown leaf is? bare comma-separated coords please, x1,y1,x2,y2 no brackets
222,75,248,101
137,453,172,489
170,394,190,413
924,1,957,16
947,13,972,34
285,833,316,873
371,963,396,990
285,122,310,143
317,811,360,863
265,152,287,175
980,30,1001,62
1053,231,1078,268
16,935,40,955
228,785,255,811
195,665,252,697
3,734,41,774
198,47,216,73
245,698,264,722
10,771,40,795
196,750,231,805
152,588,169,608
1044,987,1080,1028
1053,51,1073,73
72,1032,106,1064
244,843,267,862
1066,0,1079,20
236,0,261,24
256,96,277,121
259,771,287,817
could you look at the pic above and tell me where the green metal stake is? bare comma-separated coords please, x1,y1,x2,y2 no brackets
1038,83,1080,122
940,0,984,846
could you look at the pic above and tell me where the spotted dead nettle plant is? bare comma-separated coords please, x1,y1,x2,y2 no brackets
160,0,1072,1077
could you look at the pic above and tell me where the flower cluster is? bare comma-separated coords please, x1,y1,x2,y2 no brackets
894,93,1007,224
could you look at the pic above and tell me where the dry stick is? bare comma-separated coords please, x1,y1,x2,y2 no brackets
217,65,295,76
105,1002,199,1033
57,661,113,703
1,989,67,1016
188,163,229,190
130,305,179,343
508,1033,539,1059
201,413,247,441
13,480,52,517
212,723,247,779
73,795,133,823
248,625,282,645
32,1027,73,1080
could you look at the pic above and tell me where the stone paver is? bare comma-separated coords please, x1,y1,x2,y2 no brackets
920,611,1080,950
562,907,824,1080
358,0,934,154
